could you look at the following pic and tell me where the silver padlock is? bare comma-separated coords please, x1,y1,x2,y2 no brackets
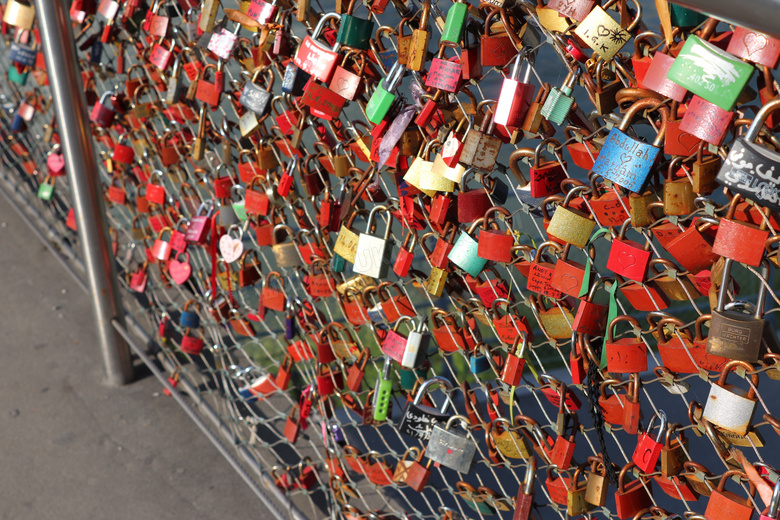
353,205,393,279
427,415,476,473
402,317,430,369
271,224,303,268
703,360,759,436
706,259,769,363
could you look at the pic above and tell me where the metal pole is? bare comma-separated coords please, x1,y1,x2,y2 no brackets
670,0,780,40
34,0,133,385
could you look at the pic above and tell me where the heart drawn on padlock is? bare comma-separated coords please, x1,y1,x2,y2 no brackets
743,32,768,59
219,235,244,263
560,274,579,292
335,78,351,95
169,258,192,285
618,251,636,269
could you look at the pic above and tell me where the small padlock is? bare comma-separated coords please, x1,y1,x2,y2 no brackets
631,410,667,473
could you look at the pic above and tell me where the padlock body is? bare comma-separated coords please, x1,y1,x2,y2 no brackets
707,309,764,363
703,381,757,436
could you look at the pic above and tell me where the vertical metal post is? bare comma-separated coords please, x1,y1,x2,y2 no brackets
34,0,134,385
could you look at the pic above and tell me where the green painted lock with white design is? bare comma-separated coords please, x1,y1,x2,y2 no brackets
447,218,487,277
37,175,55,201
336,0,375,50
667,35,754,111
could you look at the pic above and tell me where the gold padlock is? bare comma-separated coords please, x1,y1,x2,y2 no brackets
663,159,696,216
532,295,574,340
333,210,365,263
648,259,700,301
426,266,448,297
406,0,431,71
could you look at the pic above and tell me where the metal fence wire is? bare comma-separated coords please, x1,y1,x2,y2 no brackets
3,0,780,520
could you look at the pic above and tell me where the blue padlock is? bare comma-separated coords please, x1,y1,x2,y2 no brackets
180,300,201,329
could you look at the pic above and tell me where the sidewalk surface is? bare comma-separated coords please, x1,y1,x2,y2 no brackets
0,199,262,519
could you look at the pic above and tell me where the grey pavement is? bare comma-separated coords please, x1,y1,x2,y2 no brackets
0,199,262,520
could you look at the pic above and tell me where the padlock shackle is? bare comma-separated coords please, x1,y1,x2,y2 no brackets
745,98,780,142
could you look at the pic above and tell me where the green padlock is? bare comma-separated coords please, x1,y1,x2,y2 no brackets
668,4,708,28
336,0,374,51
37,176,55,201
366,62,404,124
667,35,754,111
440,0,467,43
540,68,580,125
231,186,248,221
8,65,28,85
447,218,487,277
372,358,393,422
331,253,347,273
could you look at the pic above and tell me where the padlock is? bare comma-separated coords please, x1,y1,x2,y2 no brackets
622,374,643,435
679,95,734,147
271,225,303,269
37,175,55,201
571,277,612,336
459,105,502,170
545,189,596,249
540,69,580,126
759,479,780,520
632,410,667,473
592,97,669,193
501,333,528,387
365,62,405,124
648,258,701,302
448,218,488,277
513,457,536,520
717,99,780,214
663,161,696,216
336,0,374,50
607,220,653,282
574,1,635,60
614,462,653,520
398,377,454,440
668,34,754,111
605,315,647,373
180,328,203,355
477,206,514,263
425,42,463,93
426,415,476,474
549,410,578,470
293,13,341,83
393,231,417,278
703,360,759,436
660,425,689,478
550,243,594,298
704,470,756,520
480,7,520,68
495,53,535,129
240,67,274,117
406,0,431,71
531,295,575,340
585,456,610,507
185,201,214,244
664,216,720,274
89,91,115,127
707,259,768,363
151,227,173,261
353,206,393,279
682,461,716,497
377,282,416,323
526,242,564,299
568,464,594,516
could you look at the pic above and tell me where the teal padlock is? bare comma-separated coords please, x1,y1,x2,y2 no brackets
336,0,374,51
365,62,404,124
469,344,492,375
440,0,467,43
447,218,487,277
540,68,580,126
331,253,346,273
668,4,708,28
667,35,754,111
399,365,428,390
8,65,29,85
37,176,54,201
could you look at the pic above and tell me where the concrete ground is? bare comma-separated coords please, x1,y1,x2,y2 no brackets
0,198,263,519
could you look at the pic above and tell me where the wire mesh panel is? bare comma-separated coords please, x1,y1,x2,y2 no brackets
3,0,780,520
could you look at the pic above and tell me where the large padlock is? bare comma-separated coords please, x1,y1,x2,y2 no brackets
427,415,477,474
591,98,669,193
336,0,374,50
668,34,754,111
477,206,514,263
717,99,780,215
398,377,454,440
707,259,768,363
574,1,636,60
365,62,405,124
495,53,535,128
703,360,759,436
545,189,596,249
270,225,303,269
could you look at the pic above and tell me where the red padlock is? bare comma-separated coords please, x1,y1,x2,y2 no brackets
501,333,528,386
664,216,720,274
605,315,648,373
713,195,771,267
607,223,653,282
704,470,756,520
614,462,653,520
393,231,416,278
551,244,594,298
526,242,564,298
631,410,667,473
571,278,611,336
478,206,515,263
